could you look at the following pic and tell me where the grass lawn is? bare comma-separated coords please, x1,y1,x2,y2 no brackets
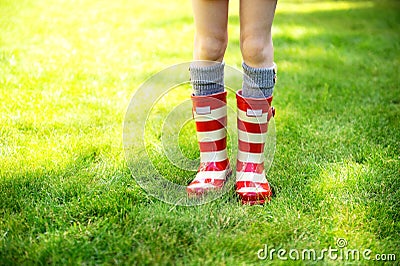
1,0,399,264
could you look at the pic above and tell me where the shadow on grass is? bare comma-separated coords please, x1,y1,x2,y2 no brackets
0,148,148,230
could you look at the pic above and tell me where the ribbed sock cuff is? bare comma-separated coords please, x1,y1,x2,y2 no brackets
242,62,276,98
190,62,225,96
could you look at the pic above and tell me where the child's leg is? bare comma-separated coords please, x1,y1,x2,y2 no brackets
240,0,277,68
240,0,277,98
192,0,229,63
236,0,277,204
187,0,231,195
190,0,229,96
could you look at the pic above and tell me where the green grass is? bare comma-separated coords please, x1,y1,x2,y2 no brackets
1,0,399,264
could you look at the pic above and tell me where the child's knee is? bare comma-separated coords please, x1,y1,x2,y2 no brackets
240,35,273,65
195,35,228,61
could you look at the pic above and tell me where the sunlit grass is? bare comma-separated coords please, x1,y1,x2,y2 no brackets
277,1,375,14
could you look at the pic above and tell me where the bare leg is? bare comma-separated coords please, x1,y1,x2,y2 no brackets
192,0,229,63
240,0,277,68
190,0,229,95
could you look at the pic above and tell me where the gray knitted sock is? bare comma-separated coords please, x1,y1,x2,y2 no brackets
190,62,225,96
242,62,276,98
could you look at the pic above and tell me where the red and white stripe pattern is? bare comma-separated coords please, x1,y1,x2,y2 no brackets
236,90,274,204
187,91,231,195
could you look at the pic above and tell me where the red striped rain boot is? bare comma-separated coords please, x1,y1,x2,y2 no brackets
236,90,274,205
187,91,232,195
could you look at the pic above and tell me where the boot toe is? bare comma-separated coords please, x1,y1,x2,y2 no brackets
187,182,218,195
236,184,272,205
